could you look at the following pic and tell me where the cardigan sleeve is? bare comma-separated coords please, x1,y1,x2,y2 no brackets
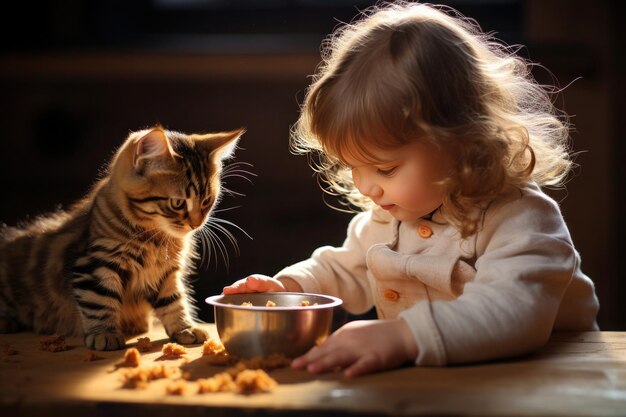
273,209,393,315
400,186,596,365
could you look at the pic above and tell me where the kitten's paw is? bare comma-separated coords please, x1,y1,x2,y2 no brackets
85,332,126,351
171,327,208,345
0,317,20,333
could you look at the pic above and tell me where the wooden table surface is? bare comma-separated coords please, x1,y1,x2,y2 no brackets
1,323,625,417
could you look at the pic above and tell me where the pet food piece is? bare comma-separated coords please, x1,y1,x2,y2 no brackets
233,354,291,372
203,339,238,365
120,367,151,390
40,334,67,352
117,347,142,367
300,300,310,306
120,364,181,389
197,372,236,393
202,338,225,355
265,300,276,307
262,353,292,370
161,342,187,359
135,337,153,352
241,301,253,307
166,380,188,396
234,369,277,394
205,351,238,366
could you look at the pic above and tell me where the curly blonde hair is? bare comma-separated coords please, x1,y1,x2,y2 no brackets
291,2,572,237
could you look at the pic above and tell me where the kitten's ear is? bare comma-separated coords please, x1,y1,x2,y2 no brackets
206,128,246,161
133,128,174,168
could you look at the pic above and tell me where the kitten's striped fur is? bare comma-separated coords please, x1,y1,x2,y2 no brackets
0,127,244,350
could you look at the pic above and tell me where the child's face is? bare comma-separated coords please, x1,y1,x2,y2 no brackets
346,143,447,222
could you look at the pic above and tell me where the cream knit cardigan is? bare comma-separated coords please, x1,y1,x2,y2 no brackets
275,183,599,366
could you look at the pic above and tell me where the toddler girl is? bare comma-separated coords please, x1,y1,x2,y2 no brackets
224,2,599,377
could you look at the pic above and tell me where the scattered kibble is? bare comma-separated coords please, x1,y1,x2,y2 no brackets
160,343,187,359
166,380,189,396
120,364,181,389
135,337,153,352
197,372,236,393
118,347,141,367
40,334,67,352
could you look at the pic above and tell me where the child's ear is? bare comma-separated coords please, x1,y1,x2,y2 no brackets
133,128,173,168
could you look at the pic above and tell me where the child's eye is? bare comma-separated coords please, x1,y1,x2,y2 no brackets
377,166,398,176
170,198,186,210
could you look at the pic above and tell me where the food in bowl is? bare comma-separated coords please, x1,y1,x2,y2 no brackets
206,292,342,359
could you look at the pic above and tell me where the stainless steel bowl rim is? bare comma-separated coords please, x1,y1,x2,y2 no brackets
205,292,343,311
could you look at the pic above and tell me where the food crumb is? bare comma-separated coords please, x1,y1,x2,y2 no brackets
241,301,253,307
262,353,293,370
265,300,276,307
202,338,225,355
118,348,141,367
234,369,277,394
40,334,67,352
160,343,187,359
135,337,153,352
166,380,188,396
197,372,236,393
202,338,238,365
120,364,180,389
300,300,310,306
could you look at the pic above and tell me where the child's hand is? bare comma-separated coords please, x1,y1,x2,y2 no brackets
222,274,286,294
291,318,418,378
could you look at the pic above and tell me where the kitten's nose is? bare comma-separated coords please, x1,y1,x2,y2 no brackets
189,211,204,229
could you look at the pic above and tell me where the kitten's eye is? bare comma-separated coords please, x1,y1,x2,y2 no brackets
201,197,212,208
170,198,186,210
377,166,398,176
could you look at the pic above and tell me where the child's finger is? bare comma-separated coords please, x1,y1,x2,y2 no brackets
222,277,257,294
307,349,356,374
222,282,243,294
343,353,380,378
245,276,264,291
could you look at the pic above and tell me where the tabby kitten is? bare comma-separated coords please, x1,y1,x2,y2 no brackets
0,126,244,350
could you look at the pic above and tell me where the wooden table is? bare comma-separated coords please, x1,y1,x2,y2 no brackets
1,324,625,417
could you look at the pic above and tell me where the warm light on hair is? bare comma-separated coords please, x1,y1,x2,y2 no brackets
291,2,572,237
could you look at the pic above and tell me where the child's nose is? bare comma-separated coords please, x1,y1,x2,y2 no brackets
358,178,383,199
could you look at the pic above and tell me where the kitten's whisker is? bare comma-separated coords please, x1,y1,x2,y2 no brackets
211,217,253,240
221,172,257,183
222,165,255,174
210,205,242,214
205,226,230,270
203,229,218,271
222,161,255,173
207,221,240,257
220,187,246,198
197,228,212,270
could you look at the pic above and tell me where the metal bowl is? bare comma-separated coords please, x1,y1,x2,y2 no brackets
206,292,343,359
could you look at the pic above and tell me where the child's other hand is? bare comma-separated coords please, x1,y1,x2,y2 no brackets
222,274,286,294
291,318,418,378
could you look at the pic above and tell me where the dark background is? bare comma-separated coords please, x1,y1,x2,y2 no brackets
0,0,623,329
